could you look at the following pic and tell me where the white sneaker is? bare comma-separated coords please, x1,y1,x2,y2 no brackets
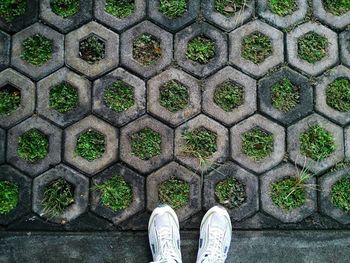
148,205,182,263
196,206,232,263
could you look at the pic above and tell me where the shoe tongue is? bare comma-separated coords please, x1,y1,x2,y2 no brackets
155,213,172,229
209,213,227,231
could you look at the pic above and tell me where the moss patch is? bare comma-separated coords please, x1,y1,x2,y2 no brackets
133,34,162,66
297,32,328,64
326,78,350,112
50,0,80,18
103,81,135,113
271,78,300,112
159,178,190,210
242,32,273,64
0,85,21,116
79,35,106,64
0,0,26,22
271,176,307,211
214,0,246,16
214,81,244,112
159,0,187,18
300,124,336,161
49,82,79,114
215,177,246,209
268,0,297,16
331,175,350,213
182,127,217,158
94,175,133,211
131,128,161,160
105,0,135,18
242,127,274,161
186,36,216,64
21,34,53,66
323,0,350,16
159,80,189,112
75,130,106,161
17,129,49,162
42,178,74,217
0,180,19,215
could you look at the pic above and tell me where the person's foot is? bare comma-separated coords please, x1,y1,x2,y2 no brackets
196,206,232,263
148,205,182,263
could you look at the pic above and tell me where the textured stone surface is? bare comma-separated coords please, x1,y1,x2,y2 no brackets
0,30,10,71
340,30,350,70
313,0,350,29
0,129,4,164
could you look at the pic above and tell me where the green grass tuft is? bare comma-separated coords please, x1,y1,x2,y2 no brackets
242,127,274,161
241,32,272,64
0,85,21,115
323,0,350,16
133,34,162,66
42,178,74,217
20,34,53,66
159,0,187,18
50,0,80,18
326,78,350,112
297,32,328,64
331,175,350,213
214,0,246,16
330,160,350,172
131,128,162,160
300,124,336,161
17,129,49,162
75,130,106,161
159,80,189,112
103,81,135,113
271,176,307,211
94,175,133,211
215,177,246,209
0,0,26,22
268,0,297,16
271,78,300,112
159,178,190,210
214,81,244,112
105,0,135,18
186,36,216,64
182,127,218,158
0,180,19,215
49,82,79,114
79,35,105,64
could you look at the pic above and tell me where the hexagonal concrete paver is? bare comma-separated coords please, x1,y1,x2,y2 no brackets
175,114,229,173
203,66,257,126
320,167,350,225
313,0,350,29
257,0,308,28
7,116,62,177
91,163,145,225
316,65,350,126
40,0,93,33
340,30,350,69
204,162,259,221
147,162,201,222
120,115,174,174
94,0,146,32
37,67,91,127
120,21,173,78
64,115,118,176
229,20,284,78
148,68,201,127
0,69,35,129
175,22,227,78
288,114,344,175
0,128,4,164
287,22,338,76
261,163,317,223
0,30,10,71
33,164,89,224
202,0,255,32
0,165,31,226
11,22,64,80
258,67,313,126
93,67,146,127
66,21,119,79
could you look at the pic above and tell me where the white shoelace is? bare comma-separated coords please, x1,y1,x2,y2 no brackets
201,227,226,263
150,228,179,263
